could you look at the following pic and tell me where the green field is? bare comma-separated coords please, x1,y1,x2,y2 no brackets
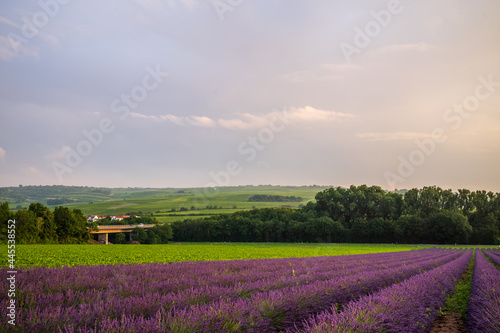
2,243,445,268
1,185,330,223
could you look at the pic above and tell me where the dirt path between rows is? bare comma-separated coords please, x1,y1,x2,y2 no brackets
429,313,466,333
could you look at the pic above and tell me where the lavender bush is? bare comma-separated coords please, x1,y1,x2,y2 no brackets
0,248,465,332
483,248,500,267
293,249,472,333
467,250,500,333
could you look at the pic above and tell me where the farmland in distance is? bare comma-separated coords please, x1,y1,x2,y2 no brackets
0,185,331,223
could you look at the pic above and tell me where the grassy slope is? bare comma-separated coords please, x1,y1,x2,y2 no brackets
2,185,330,223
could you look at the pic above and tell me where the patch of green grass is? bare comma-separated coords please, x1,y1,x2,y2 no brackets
440,249,475,318
2,243,428,268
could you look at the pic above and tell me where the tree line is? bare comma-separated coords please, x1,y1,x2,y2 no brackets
129,225,173,244
0,202,173,244
98,215,159,226
247,195,303,202
172,185,500,245
0,202,95,244
109,224,173,244
2,185,499,245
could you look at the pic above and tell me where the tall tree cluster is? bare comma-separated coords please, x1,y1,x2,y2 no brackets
0,203,95,244
173,185,500,245
1,185,499,245
130,224,173,244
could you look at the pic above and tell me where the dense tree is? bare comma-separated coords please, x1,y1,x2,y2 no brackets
426,210,472,244
147,224,173,243
377,192,403,220
469,213,498,245
172,185,499,245
15,209,38,243
131,227,149,244
0,202,13,243
394,214,427,244
28,203,57,242
115,233,127,244
1,185,499,245
53,207,90,243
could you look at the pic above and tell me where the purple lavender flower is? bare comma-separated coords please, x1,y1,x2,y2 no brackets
294,250,472,333
467,250,500,333
0,248,467,332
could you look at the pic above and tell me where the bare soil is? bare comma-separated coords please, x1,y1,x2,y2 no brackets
430,313,467,333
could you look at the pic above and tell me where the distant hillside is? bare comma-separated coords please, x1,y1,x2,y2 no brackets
0,185,330,223
0,185,154,207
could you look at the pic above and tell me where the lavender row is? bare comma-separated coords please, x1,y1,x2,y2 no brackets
293,249,472,333
0,249,462,332
4,249,453,314
483,248,500,267
0,249,450,310
38,249,465,332
3,248,443,297
466,250,500,333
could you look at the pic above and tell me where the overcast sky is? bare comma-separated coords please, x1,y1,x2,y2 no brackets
0,0,499,191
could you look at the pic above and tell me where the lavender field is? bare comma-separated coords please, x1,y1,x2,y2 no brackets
1,248,499,332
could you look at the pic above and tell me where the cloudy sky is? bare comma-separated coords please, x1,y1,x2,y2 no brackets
0,0,499,191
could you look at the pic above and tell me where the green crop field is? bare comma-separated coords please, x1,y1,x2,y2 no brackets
1,243,443,268
1,185,331,224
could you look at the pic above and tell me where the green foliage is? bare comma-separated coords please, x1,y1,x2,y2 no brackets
15,209,38,243
426,210,472,244
131,227,149,244
0,185,324,216
54,206,88,242
115,233,127,244
0,202,92,244
29,203,57,242
1,184,499,245
0,201,13,243
129,223,173,244
98,215,159,226
124,216,158,225
173,185,499,245
149,224,173,243
172,208,350,243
